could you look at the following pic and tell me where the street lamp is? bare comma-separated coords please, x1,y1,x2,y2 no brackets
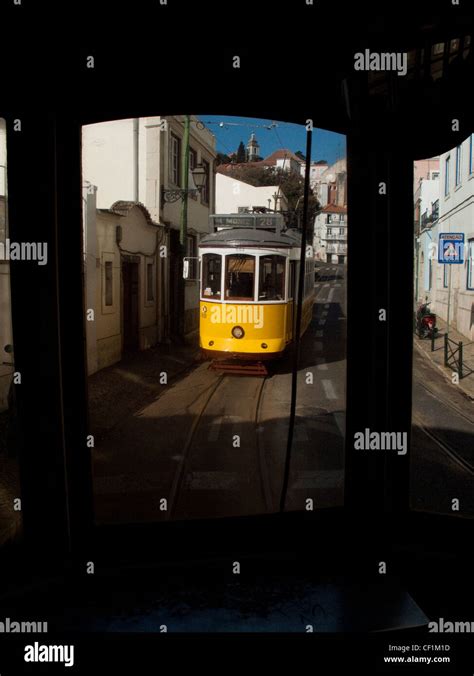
161,164,207,203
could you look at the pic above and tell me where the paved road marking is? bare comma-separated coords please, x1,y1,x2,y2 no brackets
323,283,329,288
327,288,334,302
334,283,341,287
324,303,330,309
321,310,328,317
322,379,337,400
315,330,323,337
317,361,328,371
318,319,326,326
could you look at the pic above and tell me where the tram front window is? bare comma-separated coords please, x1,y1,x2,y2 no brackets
202,253,222,299
225,254,255,301
259,255,286,300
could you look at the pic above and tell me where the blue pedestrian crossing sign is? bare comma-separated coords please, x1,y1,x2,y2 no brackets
438,233,464,264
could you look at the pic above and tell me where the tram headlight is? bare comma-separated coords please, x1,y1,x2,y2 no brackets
232,326,245,339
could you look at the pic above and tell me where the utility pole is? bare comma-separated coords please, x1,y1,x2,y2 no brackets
180,115,191,249
178,114,191,338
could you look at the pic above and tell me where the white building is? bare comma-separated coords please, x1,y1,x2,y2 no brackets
83,187,164,374
430,134,474,339
82,115,217,346
414,176,440,302
0,119,13,412
301,160,328,187
313,204,348,264
215,173,288,214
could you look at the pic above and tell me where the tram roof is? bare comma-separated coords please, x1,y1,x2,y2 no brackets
199,227,301,248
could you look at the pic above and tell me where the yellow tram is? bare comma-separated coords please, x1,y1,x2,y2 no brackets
194,213,315,361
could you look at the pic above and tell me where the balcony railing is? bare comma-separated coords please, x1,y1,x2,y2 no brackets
324,233,347,241
327,244,347,254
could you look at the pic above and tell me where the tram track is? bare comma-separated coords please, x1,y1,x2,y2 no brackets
412,412,474,475
167,371,272,520
413,375,474,426
412,375,474,475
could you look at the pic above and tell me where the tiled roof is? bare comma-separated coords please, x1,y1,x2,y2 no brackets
109,200,158,225
263,149,303,164
321,204,347,213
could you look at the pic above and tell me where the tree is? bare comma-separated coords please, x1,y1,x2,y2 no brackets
216,152,231,166
295,150,306,162
236,141,246,163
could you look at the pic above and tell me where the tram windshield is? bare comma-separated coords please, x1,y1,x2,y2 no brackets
225,254,255,301
258,255,286,301
202,253,222,299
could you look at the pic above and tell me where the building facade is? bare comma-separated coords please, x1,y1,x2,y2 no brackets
430,135,474,339
82,116,217,349
313,204,348,263
215,173,289,214
414,174,440,303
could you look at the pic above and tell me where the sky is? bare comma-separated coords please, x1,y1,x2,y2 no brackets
199,116,346,166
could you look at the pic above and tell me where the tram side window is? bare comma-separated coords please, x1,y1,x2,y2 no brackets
202,253,222,299
225,254,255,301
258,255,286,300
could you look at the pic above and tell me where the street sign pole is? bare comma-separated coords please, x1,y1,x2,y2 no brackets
438,232,464,341
446,263,452,339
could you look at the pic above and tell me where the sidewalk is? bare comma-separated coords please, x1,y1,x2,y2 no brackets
414,316,474,401
88,341,201,441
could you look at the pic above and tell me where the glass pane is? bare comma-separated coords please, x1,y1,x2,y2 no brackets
0,118,22,545
202,253,222,298
412,141,474,517
225,254,255,300
82,115,346,524
258,255,285,300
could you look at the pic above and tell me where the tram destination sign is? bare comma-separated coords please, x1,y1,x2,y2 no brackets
210,213,285,229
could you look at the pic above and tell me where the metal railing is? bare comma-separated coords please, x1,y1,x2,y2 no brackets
444,334,473,379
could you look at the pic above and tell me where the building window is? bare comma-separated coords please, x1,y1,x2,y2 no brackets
327,227,332,235
201,158,210,205
339,228,344,235
467,239,474,290
431,171,439,180
455,145,462,186
146,262,154,301
443,264,448,288
169,134,181,186
105,261,113,306
445,156,450,195
189,147,197,171
186,234,197,279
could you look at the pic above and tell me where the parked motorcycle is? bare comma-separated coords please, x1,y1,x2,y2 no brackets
416,300,438,338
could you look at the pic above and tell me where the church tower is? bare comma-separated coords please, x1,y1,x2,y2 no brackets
246,132,260,161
